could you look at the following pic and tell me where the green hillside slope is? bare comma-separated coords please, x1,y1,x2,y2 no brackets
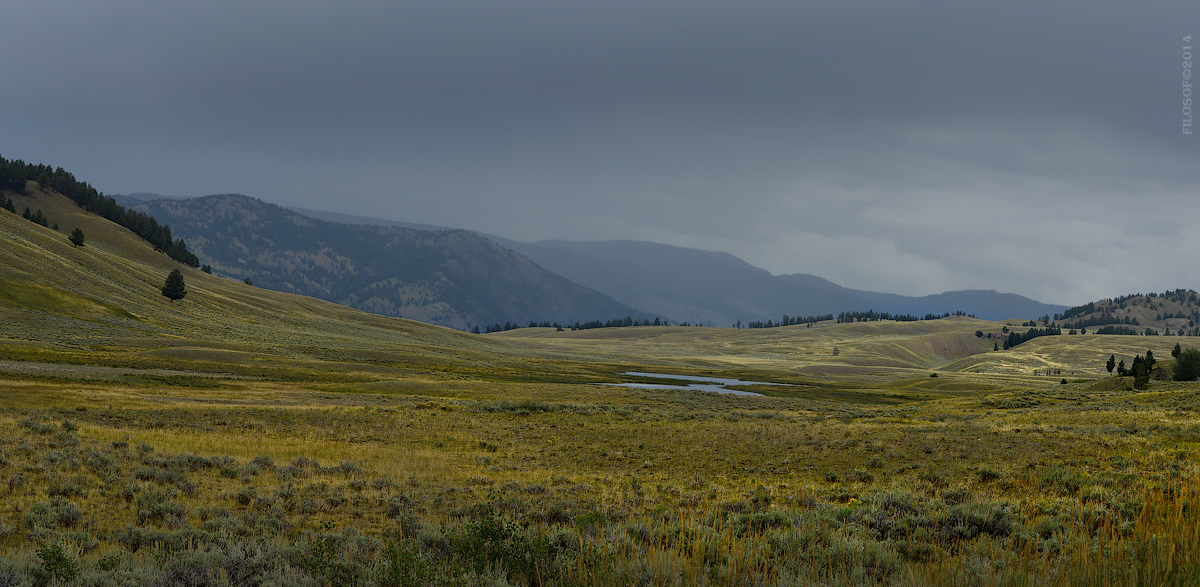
0,185,564,381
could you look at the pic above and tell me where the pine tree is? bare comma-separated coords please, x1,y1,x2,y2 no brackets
1176,348,1200,381
1133,361,1150,390
161,269,188,302
1106,354,1115,375
68,228,85,247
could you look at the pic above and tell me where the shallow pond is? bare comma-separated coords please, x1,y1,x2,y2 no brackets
602,371,790,396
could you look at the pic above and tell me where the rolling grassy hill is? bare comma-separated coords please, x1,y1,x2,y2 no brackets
4,180,1200,585
496,315,1190,380
0,184,583,382
4,182,1195,390
1055,290,1200,335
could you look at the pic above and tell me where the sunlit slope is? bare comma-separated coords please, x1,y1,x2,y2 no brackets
0,185,531,375
942,333,1183,377
497,317,997,373
498,317,1188,380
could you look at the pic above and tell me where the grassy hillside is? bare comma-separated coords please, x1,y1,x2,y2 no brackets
1055,290,1200,335
1,185,621,382
3,184,1200,585
497,316,1185,379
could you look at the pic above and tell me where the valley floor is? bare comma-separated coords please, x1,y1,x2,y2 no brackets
2,324,1200,585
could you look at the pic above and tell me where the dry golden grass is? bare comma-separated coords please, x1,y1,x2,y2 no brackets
4,185,1200,584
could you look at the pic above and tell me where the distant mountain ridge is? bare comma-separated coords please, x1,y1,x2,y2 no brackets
118,196,1069,326
121,194,641,330
501,239,1068,324
775,274,1069,323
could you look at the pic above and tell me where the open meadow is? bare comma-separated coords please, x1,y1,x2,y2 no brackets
3,188,1200,586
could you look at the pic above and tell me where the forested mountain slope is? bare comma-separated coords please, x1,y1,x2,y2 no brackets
125,195,640,330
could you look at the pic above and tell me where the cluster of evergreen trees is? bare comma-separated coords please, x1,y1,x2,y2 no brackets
1107,350,1157,389
2,195,55,229
1104,344,1200,386
1002,326,1062,349
475,316,670,333
746,314,833,329
484,308,980,334
1094,325,1140,336
1156,310,1200,322
1175,344,1200,381
835,310,972,324
1148,289,1200,304
0,154,198,267
1056,302,1097,322
1060,315,1139,330
569,317,667,330
1056,290,1200,328
480,322,522,333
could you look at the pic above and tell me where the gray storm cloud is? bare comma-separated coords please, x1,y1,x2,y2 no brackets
2,0,1196,305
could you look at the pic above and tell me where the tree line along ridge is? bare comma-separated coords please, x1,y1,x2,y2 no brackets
0,154,199,267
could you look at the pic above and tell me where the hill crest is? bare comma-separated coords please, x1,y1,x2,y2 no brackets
1053,290,1200,336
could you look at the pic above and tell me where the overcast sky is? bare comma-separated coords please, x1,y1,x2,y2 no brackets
3,0,1197,305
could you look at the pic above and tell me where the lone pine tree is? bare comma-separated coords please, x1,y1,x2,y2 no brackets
161,269,188,302
68,228,85,247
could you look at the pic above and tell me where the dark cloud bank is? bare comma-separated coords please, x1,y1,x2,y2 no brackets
3,0,1197,305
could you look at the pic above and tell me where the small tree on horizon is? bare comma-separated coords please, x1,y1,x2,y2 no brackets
161,269,188,302
68,228,85,247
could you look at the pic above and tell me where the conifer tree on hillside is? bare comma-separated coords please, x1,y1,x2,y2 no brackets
69,228,85,247
1176,348,1200,381
1133,360,1150,390
161,269,188,302
1106,354,1116,375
